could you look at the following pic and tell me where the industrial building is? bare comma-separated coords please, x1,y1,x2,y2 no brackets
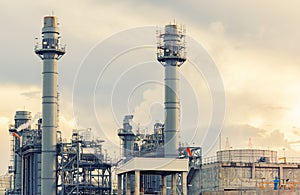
114,23,300,195
6,16,112,195
3,15,300,195
7,111,112,195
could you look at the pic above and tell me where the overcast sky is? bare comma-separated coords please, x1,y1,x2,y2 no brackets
0,0,300,174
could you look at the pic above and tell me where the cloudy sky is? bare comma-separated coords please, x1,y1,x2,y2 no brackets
0,0,300,174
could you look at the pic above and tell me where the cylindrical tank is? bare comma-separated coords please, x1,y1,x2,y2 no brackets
117,115,135,159
13,111,32,194
217,149,277,163
14,111,32,129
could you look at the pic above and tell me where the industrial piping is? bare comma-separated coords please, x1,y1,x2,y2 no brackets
35,16,65,195
157,24,186,157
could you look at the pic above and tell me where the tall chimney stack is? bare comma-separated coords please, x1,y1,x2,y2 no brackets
157,24,186,157
35,16,65,195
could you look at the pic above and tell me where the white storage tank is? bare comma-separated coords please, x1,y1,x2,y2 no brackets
217,149,277,163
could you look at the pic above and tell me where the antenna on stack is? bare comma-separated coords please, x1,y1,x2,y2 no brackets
225,137,230,150
248,137,253,149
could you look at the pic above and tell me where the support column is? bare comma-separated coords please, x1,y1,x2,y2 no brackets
126,173,131,195
182,172,187,195
135,170,140,195
252,163,256,179
172,173,176,195
162,175,167,195
279,164,284,189
117,174,122,195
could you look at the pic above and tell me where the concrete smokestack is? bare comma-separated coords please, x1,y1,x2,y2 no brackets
35,16,65,195
157,24,186,157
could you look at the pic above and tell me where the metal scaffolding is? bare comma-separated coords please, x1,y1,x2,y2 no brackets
57,130,112,195
7,111,112,195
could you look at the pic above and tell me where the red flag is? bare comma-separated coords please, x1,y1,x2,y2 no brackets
186,147,192,156
12,132,21,140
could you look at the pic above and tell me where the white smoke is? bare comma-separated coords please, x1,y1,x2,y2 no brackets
16,112,41,131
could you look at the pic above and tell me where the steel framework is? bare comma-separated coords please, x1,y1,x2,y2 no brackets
57,131,111,195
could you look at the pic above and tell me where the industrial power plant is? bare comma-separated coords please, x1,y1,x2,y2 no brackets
1,15,300,195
